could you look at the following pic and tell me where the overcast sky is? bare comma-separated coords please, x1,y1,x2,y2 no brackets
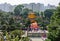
0,0,60,6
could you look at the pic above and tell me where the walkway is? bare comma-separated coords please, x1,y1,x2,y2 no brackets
21,30,48,41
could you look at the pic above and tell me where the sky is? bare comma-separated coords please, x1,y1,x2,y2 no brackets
0,0,60,6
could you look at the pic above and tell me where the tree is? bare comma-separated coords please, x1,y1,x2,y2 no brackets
22,37,30,41
0,12,9,30
10,30,24,38
46,4,60,41
34,12,40,16
14,5,24,16
25,19,31,27
22,8,32,18
40,12,47,30
0,12,22,32
44,9,55,21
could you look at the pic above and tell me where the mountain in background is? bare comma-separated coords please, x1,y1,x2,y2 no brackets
0,3,56,12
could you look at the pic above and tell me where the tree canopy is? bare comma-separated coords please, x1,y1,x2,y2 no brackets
44,9,55,20
46,4,60,41
14,5,24,16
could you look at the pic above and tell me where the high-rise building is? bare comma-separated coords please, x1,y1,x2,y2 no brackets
0,3,56,12
0,3,16,12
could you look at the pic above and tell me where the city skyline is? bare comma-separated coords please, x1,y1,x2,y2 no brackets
0,0,60,6
0,3,56,12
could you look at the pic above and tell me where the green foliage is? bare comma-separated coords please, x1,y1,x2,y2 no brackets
47,4,60,41
15,36,19,41
10,30,24,37
6,31,11,41
22,37,30,41
14,5,24,16
0,12,22,31
44,9,55,21
34,12,40,16
0,33,4,41
25,19,31,27
22,8,32,18
45,39,51,41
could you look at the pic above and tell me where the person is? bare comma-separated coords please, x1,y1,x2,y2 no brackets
41,30,47,41
30,21,39,31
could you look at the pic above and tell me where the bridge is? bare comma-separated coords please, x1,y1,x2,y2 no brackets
21,30,48,41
